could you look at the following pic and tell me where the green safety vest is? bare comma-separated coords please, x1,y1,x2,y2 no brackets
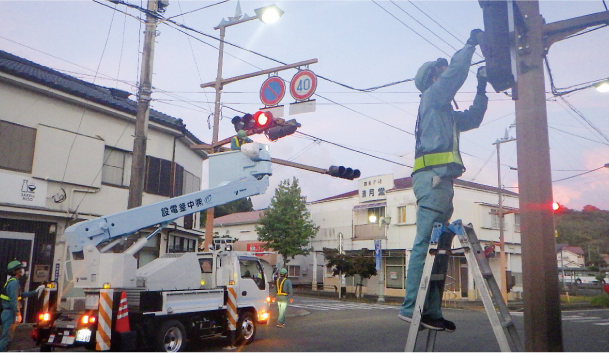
276,278,288,296
0,277,19,301
413,121,464,173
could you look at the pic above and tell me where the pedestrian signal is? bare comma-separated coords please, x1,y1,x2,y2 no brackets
328,165,361,180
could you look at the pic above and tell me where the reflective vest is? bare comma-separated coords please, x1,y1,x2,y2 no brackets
413,118,464,174
232,137,242,148
1,277,19,301
276,278,288,296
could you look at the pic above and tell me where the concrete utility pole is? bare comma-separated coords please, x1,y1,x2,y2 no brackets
128,0,159,209
513,1,609,350
493,133,515,303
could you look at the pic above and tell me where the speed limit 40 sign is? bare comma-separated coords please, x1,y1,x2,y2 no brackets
290,70,317,101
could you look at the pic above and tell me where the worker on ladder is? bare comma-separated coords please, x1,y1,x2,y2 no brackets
398,29,489,332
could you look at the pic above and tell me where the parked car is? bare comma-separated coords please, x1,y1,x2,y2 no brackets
560,273,606,284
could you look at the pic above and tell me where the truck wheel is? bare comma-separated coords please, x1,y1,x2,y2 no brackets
236,312,256,345
155,320,186,352
576,279,582,284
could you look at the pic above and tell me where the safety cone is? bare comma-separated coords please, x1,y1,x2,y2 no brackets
115,291,130,333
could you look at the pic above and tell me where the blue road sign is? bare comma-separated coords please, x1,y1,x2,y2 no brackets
260,76,285,106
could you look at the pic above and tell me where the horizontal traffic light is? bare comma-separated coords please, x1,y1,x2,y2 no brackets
253,111,274,129
328,165,361,180
266,119,301,141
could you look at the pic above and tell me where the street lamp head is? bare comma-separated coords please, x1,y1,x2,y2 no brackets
255,5,284,24
595,80,609,93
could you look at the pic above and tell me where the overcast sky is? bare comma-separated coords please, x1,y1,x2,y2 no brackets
1,0,608,211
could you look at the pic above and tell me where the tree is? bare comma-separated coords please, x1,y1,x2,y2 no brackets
199,197,254,227
323,248,377,298
256,178,319,265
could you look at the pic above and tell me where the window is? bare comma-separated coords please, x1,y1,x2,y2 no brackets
182,169,200,195
386,257,406,289
397,205,416,224
102,147,131,187
167,235,196,253
239,258,265,290
0,120,36,173
514,213,520,232
145,156,172,197
145,156,200,197
367,206,385,224
199,258,213,273
288,265,301,277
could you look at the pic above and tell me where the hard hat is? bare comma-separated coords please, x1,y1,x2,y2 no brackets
7,260,23,272
414,58,448,92
237,130,247,138
279,268,287,275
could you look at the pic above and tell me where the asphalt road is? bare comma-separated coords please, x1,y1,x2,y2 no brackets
13,296,609,351
187,296,609,352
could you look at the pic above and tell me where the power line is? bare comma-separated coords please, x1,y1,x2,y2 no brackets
296,132,412,168
559,96,609,145
371,0,453,58
553,165,609,183
165,0,231,20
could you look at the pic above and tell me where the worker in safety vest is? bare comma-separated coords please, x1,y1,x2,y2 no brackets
275,268,293,328
1,261,44,352
398,29,488,333
230,130,253,151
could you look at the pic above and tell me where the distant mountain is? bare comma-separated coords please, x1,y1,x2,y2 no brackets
555,205,609,267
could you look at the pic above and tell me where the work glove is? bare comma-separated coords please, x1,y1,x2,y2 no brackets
289,299,293,304
15,313,23,324
467,29,484,46
476,66,488,94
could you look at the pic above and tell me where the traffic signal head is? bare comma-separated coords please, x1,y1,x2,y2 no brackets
253,111,273,129
328,165,361,180
266,119,301,141
478,0,515,92
232,113,254,132
553,202,561,211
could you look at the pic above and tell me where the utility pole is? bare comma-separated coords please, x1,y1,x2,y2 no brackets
493,132,515,303
128,0,160,209
512,1,609,350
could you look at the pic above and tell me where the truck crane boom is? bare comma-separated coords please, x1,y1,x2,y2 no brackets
65,143,272,289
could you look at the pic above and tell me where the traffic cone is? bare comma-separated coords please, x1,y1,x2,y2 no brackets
115,291,130,333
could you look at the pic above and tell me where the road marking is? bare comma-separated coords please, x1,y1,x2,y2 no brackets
291,299,396,311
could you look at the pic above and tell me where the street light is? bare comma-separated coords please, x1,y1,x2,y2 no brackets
204,1,284,252
594,80,609,93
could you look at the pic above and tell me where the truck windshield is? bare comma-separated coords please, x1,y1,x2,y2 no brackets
239,258,265,290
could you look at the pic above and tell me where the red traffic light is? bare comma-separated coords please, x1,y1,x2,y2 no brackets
552,202,561,211
253,111,273,129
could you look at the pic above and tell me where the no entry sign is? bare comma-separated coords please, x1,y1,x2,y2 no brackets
290,70,317,101
260,76,286,106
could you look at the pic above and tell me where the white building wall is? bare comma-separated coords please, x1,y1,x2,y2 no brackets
0,72,206,314
307,177,524,300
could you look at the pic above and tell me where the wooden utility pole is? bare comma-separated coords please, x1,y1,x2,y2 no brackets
513,1,609,350
128,0,159,209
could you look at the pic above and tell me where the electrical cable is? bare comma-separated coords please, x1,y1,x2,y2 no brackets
389,0,460,52
116,8,128,88
296,132,411,168
559,96,609,145
372,0,453,58
553,165,608,183
549,126,608,146
165,0,231,20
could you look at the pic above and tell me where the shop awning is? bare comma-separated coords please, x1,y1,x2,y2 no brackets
353,201,386,210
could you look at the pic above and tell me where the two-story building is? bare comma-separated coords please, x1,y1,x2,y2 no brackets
308,174,523,301
0,50,207,321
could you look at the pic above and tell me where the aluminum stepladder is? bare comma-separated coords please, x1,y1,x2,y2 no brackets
405,220,523,352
